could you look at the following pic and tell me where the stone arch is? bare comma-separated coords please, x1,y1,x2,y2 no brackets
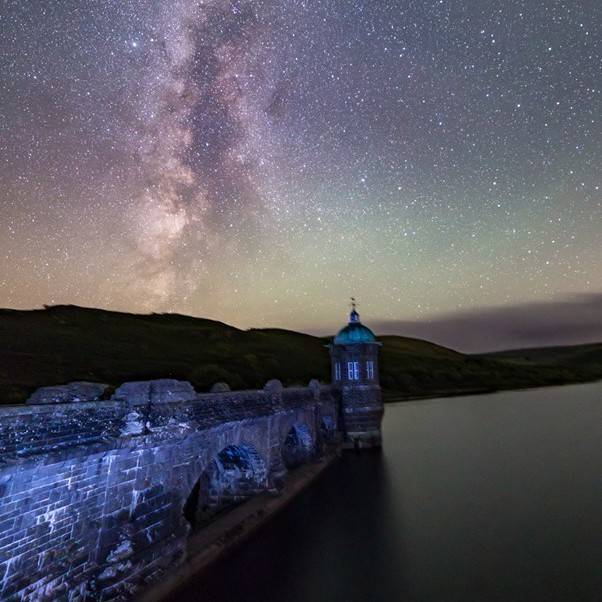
184,443,268,528
183,479,202,528
320,415,336,444
281,424,314,468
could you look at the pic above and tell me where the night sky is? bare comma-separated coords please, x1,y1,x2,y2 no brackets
1,1,600,351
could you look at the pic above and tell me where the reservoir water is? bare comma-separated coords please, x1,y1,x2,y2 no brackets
179,382,602,601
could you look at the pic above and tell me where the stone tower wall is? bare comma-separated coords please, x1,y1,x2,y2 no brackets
330,342,384,448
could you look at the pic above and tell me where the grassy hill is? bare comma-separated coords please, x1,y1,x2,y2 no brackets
1,305,601,405
380,336,602,401
482,343,602,370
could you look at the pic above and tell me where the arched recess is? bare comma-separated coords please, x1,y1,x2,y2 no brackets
321,416,336,443
282,424,314,469
184,444,268,528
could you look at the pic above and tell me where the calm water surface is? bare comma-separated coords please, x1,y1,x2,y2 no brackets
179,383,602,602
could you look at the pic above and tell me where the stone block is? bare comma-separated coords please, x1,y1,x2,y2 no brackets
111,380,197,405
26,382,110,405
210,382,230,393
263,379,283,392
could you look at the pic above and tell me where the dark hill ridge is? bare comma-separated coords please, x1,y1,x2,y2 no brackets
1,305,601,404
482,343,602,368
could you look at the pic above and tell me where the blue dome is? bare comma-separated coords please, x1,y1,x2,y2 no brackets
334,321,376,345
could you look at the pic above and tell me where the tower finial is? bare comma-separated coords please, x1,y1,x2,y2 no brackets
349,297,360,323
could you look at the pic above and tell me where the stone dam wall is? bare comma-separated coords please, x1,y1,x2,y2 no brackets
0,379,340,601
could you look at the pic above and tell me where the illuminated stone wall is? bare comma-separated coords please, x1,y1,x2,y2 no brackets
0,380,338,600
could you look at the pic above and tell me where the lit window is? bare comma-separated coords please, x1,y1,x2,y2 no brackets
347,361,360,380
366,361,374,379
347,362,354,380
335,363,341,380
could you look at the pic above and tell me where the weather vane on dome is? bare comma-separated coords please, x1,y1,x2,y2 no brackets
349,297,360,322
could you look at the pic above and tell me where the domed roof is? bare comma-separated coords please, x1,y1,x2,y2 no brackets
333,307,376,345
334,322,376,344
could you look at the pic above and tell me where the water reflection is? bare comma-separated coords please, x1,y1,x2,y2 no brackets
178,382,602,602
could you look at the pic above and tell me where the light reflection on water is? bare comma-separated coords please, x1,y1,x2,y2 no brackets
178,382,602,602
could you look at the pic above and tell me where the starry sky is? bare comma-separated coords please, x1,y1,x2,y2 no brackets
1,1,600,351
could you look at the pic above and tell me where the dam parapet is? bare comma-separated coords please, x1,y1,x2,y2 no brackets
0,379,338,600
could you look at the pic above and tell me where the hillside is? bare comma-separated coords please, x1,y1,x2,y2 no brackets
379,336,602,401
0,305,601,405
482,343,602,370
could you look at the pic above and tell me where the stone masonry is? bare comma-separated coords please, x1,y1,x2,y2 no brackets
0,379,339,601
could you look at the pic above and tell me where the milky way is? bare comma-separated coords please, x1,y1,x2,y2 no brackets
1,1,600,349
